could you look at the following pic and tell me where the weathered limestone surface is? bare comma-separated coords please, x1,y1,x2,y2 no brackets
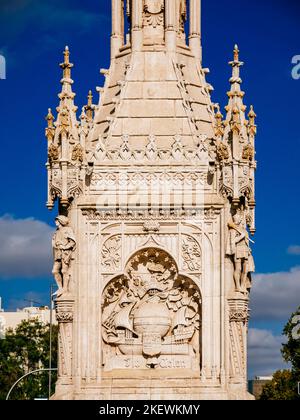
46,0,257,400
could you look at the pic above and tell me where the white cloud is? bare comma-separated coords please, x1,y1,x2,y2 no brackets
0,215,54,278
287,245,300,255
248,328,288,378
250,267,300,321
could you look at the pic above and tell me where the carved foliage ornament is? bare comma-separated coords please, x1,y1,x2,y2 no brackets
242,144,255,161
182,235,201,272
101,235,122,272
72,144,84,163
56,312,74,323
48,144,59,162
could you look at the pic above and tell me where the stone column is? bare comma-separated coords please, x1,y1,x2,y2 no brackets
131,0,143,51
54,297,75,398
228,297,249,388
189,0,202,61
111,0,124,59
165,0,177,52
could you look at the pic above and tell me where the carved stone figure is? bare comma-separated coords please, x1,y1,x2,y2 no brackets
216,141,229,161
71,144,84,162
226,212,255,294
242,144,255,161
102,249,201,371
52,216,76,296
48,144,59,162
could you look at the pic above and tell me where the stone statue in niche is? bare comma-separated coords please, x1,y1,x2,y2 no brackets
102,248,201,371
226,211,255,294
52,215,76,297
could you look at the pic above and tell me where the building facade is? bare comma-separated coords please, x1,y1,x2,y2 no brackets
0,302,54,339
46,0,257,400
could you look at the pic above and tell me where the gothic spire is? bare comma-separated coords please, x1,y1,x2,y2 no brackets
56,46,78,134
225,45,247,132
85,90,94,121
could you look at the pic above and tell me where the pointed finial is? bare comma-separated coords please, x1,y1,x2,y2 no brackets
248,105,257,122
87,90,93,107
85,90,94,121
248,105,257,136
46,108,54,128
80,106,87,120
60,45,73,80
233,44,239,61
64,46,69,63
214,103,223,120
214,104,224,138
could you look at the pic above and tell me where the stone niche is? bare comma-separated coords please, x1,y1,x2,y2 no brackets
101,248,202,374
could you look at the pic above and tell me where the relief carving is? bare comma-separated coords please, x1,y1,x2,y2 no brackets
242,144,255,161
102,248,201,371
71,144,84,163
48,144,59,162
101,235,122,272
181,235,201,272
216,141,229,161
143,0,164,28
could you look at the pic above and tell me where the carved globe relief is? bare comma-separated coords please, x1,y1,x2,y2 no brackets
101,248,201,371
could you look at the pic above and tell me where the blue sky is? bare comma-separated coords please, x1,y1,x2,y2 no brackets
0,0,299,378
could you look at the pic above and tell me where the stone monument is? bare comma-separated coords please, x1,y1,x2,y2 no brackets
45,0,257,400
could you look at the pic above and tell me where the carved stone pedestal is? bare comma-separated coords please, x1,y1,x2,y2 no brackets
227,297,254,400
52,296,74,400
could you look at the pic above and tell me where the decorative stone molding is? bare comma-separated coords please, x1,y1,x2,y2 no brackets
55,298,75,323
143,221,160,232
82,207,221,221
90,134,212,165
56,311,74,323
229,309,249,323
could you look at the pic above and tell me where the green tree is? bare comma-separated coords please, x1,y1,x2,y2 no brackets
0,319,58,400
282,307,300,374
260,306,300,400
260,370,296,400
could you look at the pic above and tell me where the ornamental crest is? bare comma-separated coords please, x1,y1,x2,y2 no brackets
102,248,201,371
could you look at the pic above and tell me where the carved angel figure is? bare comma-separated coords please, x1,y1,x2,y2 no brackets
52,215,76,296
